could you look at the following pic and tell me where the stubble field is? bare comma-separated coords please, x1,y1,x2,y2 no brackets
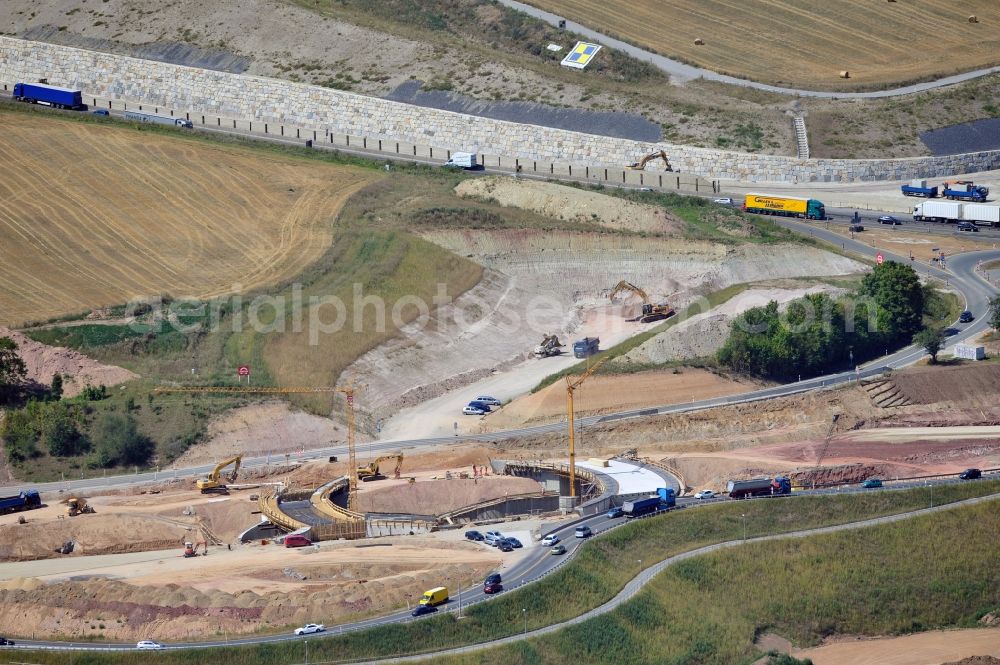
0,112,376,326
523,0,1000,90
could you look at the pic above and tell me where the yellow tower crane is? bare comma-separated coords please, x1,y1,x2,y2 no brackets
566,356,607,499
154,382,363,507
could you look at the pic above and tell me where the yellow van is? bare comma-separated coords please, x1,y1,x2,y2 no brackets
419,586,449,606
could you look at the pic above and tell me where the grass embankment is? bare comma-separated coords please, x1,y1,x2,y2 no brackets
18,482,1000,664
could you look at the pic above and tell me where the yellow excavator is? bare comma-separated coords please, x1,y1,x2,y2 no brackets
608,280,675,323
65,497,95,517
196,454,243,494
357,454,403,482
626,150,673,171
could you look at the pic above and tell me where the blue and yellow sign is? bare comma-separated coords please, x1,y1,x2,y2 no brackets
560,41,602,69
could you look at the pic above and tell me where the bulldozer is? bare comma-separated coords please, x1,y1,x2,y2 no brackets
196,454,243,494
608,280,675,323
183,540,208,558
626,150,673,172
65,497,94,517
533,334,564,358
357,454,403,482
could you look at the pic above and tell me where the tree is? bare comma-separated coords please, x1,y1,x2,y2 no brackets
990,294,1000,331
859,262,924,344
1,408,38,463
0,337,27,404
914,326,946,364
92,412,154,467
49,373,64,401
41,403,86,457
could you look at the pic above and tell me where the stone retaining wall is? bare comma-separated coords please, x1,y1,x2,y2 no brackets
3,36,999,183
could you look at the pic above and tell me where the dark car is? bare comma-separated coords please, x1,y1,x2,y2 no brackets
0,637,14,646
861,478,883,489
483,581,503,594
959,311,974,323
959,468,982,480
957,222,979,232
878,215,901,225
606,506,624,519
506,537,523,549
467,400,493,412
411,605,438,617
91,109,110,117
497,539,514,552
465,530,484,541
484,573,502,586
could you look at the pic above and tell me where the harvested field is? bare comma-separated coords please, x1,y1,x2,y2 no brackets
0,111,375,325
524,0,1000,90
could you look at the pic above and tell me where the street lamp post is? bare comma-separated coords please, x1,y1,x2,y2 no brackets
304,640,309,665
458,578,463,618
522,608,527,635
742,513,747,542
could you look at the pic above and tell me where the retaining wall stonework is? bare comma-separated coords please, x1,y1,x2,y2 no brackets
3,37,1000,183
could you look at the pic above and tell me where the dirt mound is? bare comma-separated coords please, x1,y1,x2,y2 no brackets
888,364,1000,406
944,658,1000,665
0,327,136,397
455,177,682,234
356,476,543,515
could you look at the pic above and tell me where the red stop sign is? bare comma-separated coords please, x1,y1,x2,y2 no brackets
237,365,250,377
876,253,884,265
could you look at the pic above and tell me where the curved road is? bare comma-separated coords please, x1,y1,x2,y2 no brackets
498,0,1000,98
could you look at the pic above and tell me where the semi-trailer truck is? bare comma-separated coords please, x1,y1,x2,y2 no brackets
623,488,676,518
0,489,42,515
743,194,825,220
913,201,962,223
13,82,85,110
123,110,193,128
900,179,938,198
962,204,1000,227
726,476,791,499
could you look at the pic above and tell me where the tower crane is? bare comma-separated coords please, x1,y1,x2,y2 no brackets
566,356,607,500
154,382,363,508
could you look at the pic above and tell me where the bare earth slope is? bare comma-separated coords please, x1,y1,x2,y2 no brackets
0,112,375,325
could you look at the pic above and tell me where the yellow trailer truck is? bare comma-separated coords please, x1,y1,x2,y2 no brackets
743,194,825,220
419,586,449,606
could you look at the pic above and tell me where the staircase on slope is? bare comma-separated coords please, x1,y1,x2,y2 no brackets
793,116,810,160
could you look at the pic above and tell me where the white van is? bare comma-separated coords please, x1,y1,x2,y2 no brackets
445,152,478,169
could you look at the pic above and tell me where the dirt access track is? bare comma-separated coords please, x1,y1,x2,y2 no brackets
0,112,375,326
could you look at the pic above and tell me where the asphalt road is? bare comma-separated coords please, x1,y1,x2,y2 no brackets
496,0,1000,99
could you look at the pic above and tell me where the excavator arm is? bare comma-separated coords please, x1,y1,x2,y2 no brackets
626,150,673,172
358,454,404,481
608,280,650,304
197,454,243,493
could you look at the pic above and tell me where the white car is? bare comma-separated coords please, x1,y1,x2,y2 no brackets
474,395,502,406
462,405,486,415
136,641,163,650
713,197,734,205
294,623,325,636
694,490,716,500
541,534,560,546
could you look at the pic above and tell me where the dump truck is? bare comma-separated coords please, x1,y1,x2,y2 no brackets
197,454,243,494
572,337,600,358
123,110,193,128
0,489,41,515
13,82,85,110
726,476,791,499
900,179,938,198
656,487,677,508
743,194,825,220
66,497,94,516
942,182,989,202
534,334,564,357
913,201,962,223
623,491,673,518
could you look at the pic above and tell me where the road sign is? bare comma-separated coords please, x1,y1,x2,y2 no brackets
876,253,884,265
237,365,250,377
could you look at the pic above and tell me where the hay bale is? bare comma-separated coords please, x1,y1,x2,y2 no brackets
693,38,705,45
839,70,850,79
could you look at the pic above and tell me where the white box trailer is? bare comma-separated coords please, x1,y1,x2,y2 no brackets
962,204,1000,226
913,201,962,222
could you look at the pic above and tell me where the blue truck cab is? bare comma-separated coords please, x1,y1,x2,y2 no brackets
14,82,85,110
573,337,600,358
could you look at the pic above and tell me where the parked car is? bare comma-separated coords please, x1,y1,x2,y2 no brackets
506,537,523,549
465,530,484,541
541,534,560,546
284,534,312,548
959,468,982,480
0,637,13,646
473,395,501,406
861,478,883,489
136,641,163,650
484,531,503,546
606,506,624,519
462,405,486,415
550,544,567,555
484,573,502,586
575,525,592,538
484,581,503,594
467,400,493,412
497,539,514,552
294,623,325,635
91,109,110,116
878,215,901,225
713,197,734,205
694,490,716,499
959,310,974,323
411,605,438,617
958,222,979,232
